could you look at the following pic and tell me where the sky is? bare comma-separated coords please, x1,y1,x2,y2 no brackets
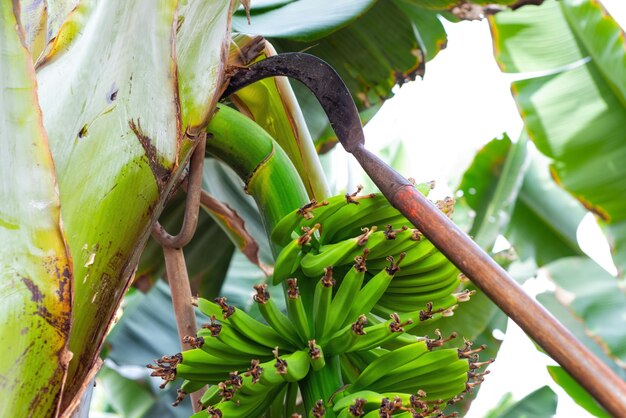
356,2,626,416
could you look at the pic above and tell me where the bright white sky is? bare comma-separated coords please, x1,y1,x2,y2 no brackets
359,2,626,417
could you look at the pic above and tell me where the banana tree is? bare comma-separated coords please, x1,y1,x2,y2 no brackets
2,0,626,417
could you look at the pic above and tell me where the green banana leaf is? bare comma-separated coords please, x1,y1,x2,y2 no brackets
177,0,235,131
96,365,158,418
0,4,72,416
537,292,626,382
31,0,233,410
545,257,626,365
547,366,610,418
506,155,586,267
490,0,626,270
233,0,378,42
484,386,558,418
272,1,429,109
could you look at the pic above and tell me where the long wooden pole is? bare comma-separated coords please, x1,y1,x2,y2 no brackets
224,52,626,416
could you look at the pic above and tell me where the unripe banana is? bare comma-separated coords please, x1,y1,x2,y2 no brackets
386,263,459,289
202,315,274,357
365,239,436,271
285,278,313,342
300,227,375,277
322,253,368,340
199,383,221,407
369,348,461,392
271,185,375,246
308,340,326,371
394,251,449,276
320,197,394,245
283,349,312,382
213,297,297,350
313,267,335,338
253,283,302,346
350,341,429,391
273,224,319,285
325,313,417,355
345,254,404,325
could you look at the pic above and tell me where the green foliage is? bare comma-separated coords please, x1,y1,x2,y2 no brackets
484,386,558,418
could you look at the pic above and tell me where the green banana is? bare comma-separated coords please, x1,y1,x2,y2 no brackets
199,383,222,407
271,186,376,246
386,263,459,289
196,297,223,317
350,341,430,391
273,224,319,285
192,330,272,363
347,313,419,353
201,315,274,357
282,349,312,382
175,363,234,383
365,226,419,260
213,297,297,350
385,271,460,296
313,267,335,338
369,349,461,392
365,239,436,271
322,254,368,340
320,196,396,244
253,284,302,346
374,294,458,318
180,348,254,369
271,199,329,246
376,278,461,308
286,278,313,342
394,251,450,276
345,254,403,325
300,227,375,277
308,340,326,371
173,379,206,407
325,313,417,355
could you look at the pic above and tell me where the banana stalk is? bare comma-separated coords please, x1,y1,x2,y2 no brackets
205,103,310,250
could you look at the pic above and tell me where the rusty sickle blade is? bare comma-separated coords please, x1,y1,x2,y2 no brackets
222,52,626,416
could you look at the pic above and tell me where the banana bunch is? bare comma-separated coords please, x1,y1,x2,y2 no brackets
272,184,462,318
333,338,492,417
149,185,490,417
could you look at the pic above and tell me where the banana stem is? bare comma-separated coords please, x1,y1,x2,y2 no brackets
161,246,204,411
299,355,342,418
205,104,309,256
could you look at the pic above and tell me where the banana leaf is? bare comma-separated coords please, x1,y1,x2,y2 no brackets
0,4,72,416
483,386,558,418
32,0,233,410
490,0,626,270
545,257,626,365
19,0,77,61
235,0,450,150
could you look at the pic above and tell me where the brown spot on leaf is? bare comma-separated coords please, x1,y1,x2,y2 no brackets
22,277,43,302
550,166,610,221
78,124,88,138
129,119,172,194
